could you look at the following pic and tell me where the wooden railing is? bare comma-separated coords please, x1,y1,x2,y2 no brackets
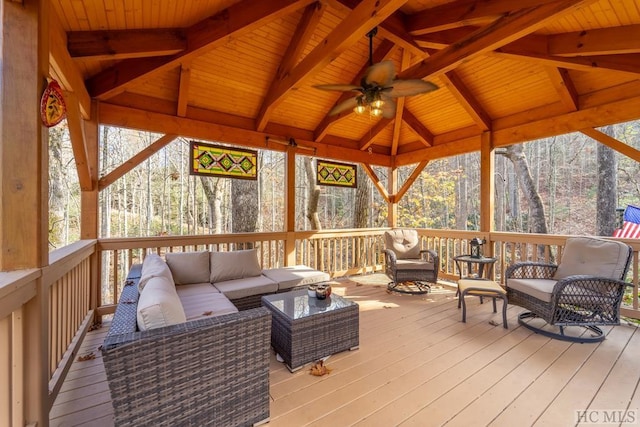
0,239,96,427
2,229,640,425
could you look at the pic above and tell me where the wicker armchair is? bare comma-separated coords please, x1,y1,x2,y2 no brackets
506,236,632,343
383,229,439,294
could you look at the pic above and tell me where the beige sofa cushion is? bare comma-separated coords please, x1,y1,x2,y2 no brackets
176,283,238,321
262,265,329,291
166,251,210,285
138,254,174,292
554,237,630,280
213,275,278,300
136,276,186,331
384,229,421,259
210,249,262,283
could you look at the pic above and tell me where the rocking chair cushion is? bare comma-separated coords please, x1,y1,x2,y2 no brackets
384,229,421,259
506,278,557,303
396,259,434,270
553,236,630,280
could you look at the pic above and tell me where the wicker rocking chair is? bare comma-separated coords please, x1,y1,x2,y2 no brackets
505,236,632,343
383,229,439,294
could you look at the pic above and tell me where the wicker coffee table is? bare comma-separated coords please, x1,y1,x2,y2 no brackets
261,289,359,372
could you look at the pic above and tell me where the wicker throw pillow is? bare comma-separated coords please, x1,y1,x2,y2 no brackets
210,249,262,283
166,251,210,285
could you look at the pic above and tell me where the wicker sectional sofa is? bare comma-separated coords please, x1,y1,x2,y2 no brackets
102,250,329,427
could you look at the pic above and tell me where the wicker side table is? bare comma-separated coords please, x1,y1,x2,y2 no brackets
261,289,359,372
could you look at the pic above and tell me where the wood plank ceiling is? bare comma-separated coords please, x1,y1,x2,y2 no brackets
50,0,640,167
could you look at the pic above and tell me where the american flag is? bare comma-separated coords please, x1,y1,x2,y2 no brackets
613,205,640,238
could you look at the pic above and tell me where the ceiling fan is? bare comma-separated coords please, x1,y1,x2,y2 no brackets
314,28,438,119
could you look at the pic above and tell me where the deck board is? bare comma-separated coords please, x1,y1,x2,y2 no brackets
50,274,640,427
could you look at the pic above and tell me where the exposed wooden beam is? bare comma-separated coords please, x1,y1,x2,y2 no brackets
545,67,579,111
87,0,313,99
395,160,429,202
400,0,599,81
391,49,411,156
581,128,640,163
313,40,397,141
67,29,186,60
176,65,191,117
99,102,392,166
402,110,434,147
98,134,178,191
358,118,393,151
257,0,406,132
548,24,640,56
406,0,561,35
256,1,326,131
361,163,390,203
63,91,92,191
49,9,91,118
441,71,491,130
332,0,425,57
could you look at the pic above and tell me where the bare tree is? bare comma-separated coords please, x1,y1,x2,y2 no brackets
596,125,618,236
353,165,369,228
200,177,224,234
304,157,321,230
231,178,259,233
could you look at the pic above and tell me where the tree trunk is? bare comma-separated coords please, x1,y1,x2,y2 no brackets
455,155,468,230
200,176,223,234
304,157,321,230
231,178,259,233
596,125,618,236
48,126,66,248
353,165,370,228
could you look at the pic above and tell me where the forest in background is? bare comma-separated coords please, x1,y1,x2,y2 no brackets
47,120,640,250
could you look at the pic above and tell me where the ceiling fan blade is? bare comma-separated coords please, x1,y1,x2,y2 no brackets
381,99,396,119
364,60,396,87
314,84,361,92
329,97,358,116
386,79,438,98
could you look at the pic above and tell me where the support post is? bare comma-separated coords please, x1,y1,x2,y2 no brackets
480,131,495,256
387,166,398,227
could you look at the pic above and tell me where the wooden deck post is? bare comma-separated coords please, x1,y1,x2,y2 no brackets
480,131,495,257
0,1,50,426
388,166,398,227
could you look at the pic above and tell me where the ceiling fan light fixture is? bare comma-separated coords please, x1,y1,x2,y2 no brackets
370,107,383,117
371,92,384,109
354,97,366,114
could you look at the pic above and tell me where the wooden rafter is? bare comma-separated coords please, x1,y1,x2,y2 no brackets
440,71,492,131
314,40,397,142
400,0,600,81
402,110,434,147
361,163,390,203
406,0,561,35
67,29,186,60
358,118,393,151
257,0,406,132
63,91,93,191
87,0,313,99
256,1,326,131
545,67,579,111
548,24,640,56
581,128,640,163
176,65,191,117
391,49,411,156
98,134,178,191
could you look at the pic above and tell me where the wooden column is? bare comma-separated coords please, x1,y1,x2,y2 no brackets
480,131,495,256
387,166,398,227
0,1,50,426
284,148,296,266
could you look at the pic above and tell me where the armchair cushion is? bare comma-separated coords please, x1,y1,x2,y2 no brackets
384,229,421,259
554,236,630,280
396,259,434,270
506,278,557,303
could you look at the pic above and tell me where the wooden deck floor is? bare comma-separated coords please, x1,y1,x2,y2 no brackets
51,274,640,427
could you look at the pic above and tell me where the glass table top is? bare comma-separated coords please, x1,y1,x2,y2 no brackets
261,289,356,320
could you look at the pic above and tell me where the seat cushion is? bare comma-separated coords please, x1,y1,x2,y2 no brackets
136,276,186,331
138,254,175,292
384,229,421,259
213,275,278,300
263,265,330,291
507,278,557,303
166,251,210,285
176,283,238,321
395,259,434,270
210,249,262,283
554,236,630,280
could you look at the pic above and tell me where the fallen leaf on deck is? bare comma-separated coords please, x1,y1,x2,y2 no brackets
488,320,499,326
78,352,95,362
310,360,332,376
202,311,213,316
